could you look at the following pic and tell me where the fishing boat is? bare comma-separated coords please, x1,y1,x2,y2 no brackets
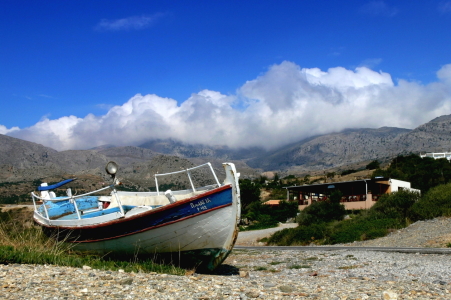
32,162,241,272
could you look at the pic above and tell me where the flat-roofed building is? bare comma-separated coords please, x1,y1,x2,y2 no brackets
285,178,420,211
420,152,451,160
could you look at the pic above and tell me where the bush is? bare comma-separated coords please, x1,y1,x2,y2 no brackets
341,169,357,176
240,214,278,231
239,179,261,214
372,154,451,193
297,191,346,226
366,160,380,170
409,182,451,221
267,223,328,246
274,200,299,222
242,200,299,231
369,189,420,222
328,216,400,244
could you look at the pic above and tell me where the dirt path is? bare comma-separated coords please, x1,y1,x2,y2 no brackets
235,223,298,246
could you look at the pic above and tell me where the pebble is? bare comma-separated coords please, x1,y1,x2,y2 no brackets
1,249,450,299
1,218,451,299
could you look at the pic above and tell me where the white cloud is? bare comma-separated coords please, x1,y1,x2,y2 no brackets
437,64,451,82
95,13,164,31
438,1,451,14
359,1,398,17
359,58,383,69
0,125,20,135
5,62,451,151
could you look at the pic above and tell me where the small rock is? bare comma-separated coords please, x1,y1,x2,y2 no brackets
82,265,92,270
239,271,249,278
120,278,134,285
382,290,398,300
279,285,294,293
263,282,276,288
245,291,260,298
185,269,196,276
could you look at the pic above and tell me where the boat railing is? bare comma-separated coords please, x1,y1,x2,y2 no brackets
31,182,125,221
155,162,221,195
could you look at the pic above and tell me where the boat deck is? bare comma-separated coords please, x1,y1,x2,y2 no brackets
57,204,164,220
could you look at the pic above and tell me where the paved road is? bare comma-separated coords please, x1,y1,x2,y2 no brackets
233,245,451,254
235,223,298,246
235,223,451,254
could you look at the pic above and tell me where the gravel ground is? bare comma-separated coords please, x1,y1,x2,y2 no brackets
2,218,451,299
344,217,451,248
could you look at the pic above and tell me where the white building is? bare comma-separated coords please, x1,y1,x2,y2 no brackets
420,152,451,161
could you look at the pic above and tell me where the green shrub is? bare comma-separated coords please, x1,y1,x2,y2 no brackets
409,182,451,221
372,154,451,193
369,189,420,222
242,199,298,231
341,169,357,176
328,217,400,244
267,223,328,246
366,160,380,170
239,179,261,214
298,191,346,226
240,214,278,231
273,200,299,222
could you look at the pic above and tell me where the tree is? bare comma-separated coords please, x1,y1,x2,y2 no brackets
372,154,451,192
366,160,380,170
409,182,451,221
239,179,261,214
298,191,346,225
274,200,299,222
326,172,336,180
370,189,420,222
341,169,357,176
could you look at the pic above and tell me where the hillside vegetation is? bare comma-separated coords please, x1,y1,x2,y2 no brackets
265,154,451,246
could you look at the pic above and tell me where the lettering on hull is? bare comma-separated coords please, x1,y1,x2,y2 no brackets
190,198,211,212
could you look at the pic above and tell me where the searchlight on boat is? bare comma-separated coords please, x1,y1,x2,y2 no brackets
105,161,118,177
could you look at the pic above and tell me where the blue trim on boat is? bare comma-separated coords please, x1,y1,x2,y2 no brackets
38,196,100,219
37,178,75,191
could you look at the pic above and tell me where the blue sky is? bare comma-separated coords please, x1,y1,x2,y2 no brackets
1,1,451,150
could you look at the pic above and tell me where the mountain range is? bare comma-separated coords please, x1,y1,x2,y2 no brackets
1,114,451,188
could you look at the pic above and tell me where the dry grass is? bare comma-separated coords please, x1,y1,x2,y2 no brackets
0,207,74,260
0,207,185,275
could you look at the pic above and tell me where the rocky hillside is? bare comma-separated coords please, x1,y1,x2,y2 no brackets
391,115,451,153
246,127,411,172
1,114,451,193
247,115,451,173
0,134,260,200
139,139,266,160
